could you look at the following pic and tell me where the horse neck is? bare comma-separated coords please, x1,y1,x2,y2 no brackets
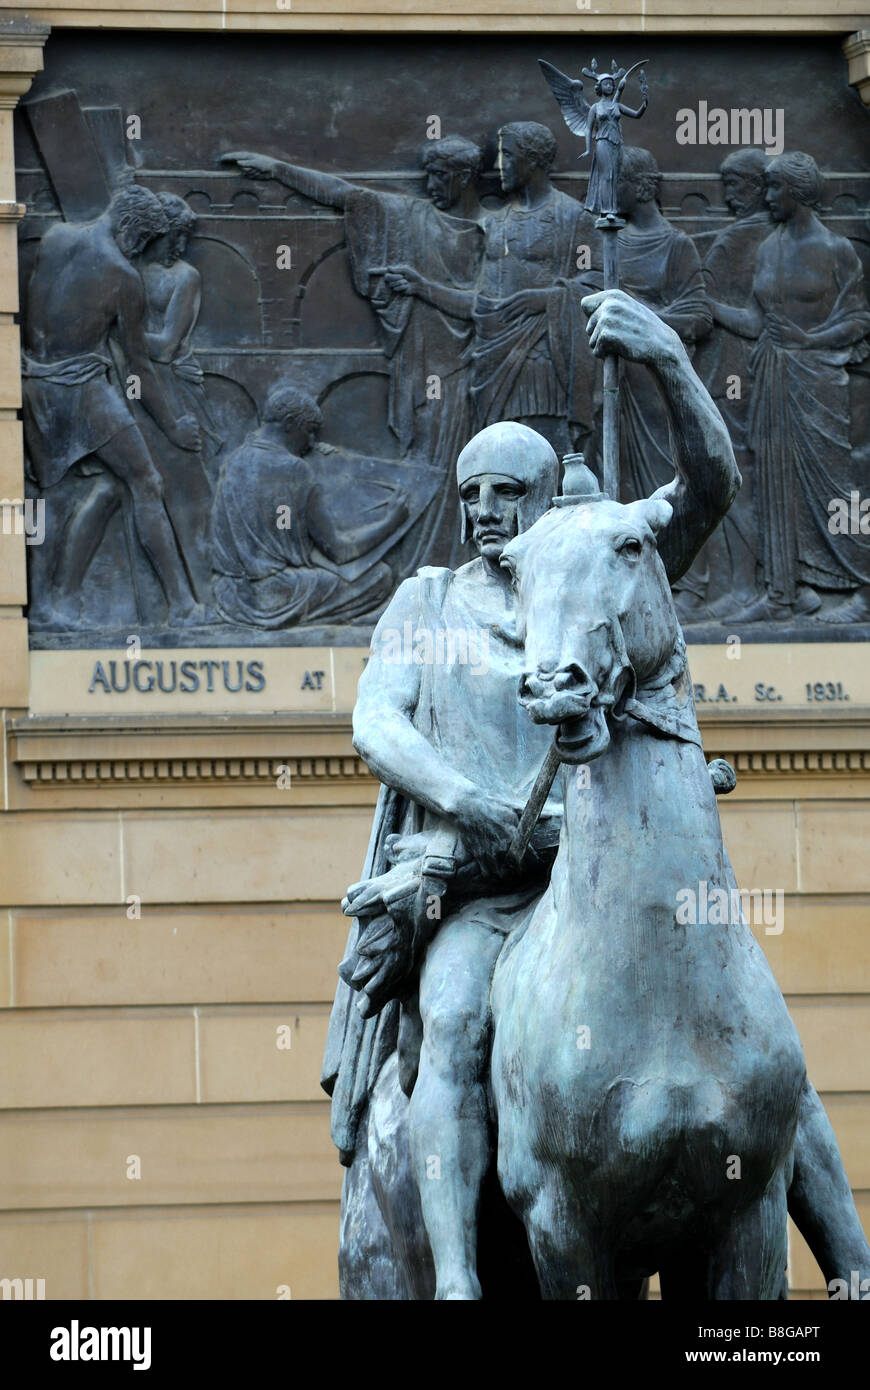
554,697,707,906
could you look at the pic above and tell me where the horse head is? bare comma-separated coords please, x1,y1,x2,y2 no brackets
501,494,680,763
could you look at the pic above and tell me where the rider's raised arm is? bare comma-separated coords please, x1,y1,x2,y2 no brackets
648,333,740,585
353,578,481,822
582,288,739,585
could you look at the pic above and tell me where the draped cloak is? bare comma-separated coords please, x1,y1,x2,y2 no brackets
745,224,870,600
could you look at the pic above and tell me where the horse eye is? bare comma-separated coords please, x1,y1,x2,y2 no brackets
618,537,642,559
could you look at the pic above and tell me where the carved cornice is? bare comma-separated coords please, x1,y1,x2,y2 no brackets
7,713,371,789
844,31,870,108
19,752,370,787
8,711,870,790
0,19,50,109
723,749,870,776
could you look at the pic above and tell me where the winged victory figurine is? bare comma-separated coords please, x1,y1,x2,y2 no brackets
539,57,648,218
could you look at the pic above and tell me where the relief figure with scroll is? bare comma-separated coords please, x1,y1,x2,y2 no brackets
380,123,604,457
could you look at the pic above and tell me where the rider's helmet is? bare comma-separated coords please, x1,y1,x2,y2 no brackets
456,421,559,544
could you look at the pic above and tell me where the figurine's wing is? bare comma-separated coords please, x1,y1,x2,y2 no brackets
538,59,591,138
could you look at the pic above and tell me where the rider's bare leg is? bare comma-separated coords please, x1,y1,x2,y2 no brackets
788,1077,870,1293
409,915,504,1300
94,427,200,622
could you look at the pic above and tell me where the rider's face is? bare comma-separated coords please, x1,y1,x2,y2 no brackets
460,473,526,561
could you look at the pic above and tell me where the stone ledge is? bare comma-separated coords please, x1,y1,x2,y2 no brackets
8,712,371,787
9,709,870,788
19,752,370,786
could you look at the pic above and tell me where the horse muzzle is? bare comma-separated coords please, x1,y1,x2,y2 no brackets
554,705,611,762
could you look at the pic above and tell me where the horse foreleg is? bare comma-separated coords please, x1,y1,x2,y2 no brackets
707,1175,789,1300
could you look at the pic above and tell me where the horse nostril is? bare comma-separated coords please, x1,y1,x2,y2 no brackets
553,663,590,693
520,672,547,700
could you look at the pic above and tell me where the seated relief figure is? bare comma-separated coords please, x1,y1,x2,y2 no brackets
711,151,870,624
211,384,404,629
22,184,203,627
323,290,870,1300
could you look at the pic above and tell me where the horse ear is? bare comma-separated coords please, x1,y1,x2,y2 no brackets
628,496,673,536
500,531,526,569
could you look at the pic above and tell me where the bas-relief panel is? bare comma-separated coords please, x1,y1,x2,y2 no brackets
13,33,870,652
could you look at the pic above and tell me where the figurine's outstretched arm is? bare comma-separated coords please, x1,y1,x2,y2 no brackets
221,151,354,209
789,1077,870,1291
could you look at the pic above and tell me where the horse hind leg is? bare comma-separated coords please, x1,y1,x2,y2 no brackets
522,1175,618,1300
707,1174,789,1300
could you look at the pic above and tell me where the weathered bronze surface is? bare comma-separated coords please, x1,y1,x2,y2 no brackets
15,33,870,647
326,293,870,1299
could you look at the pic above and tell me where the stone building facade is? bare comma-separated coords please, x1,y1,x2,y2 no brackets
0,6,868,1299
